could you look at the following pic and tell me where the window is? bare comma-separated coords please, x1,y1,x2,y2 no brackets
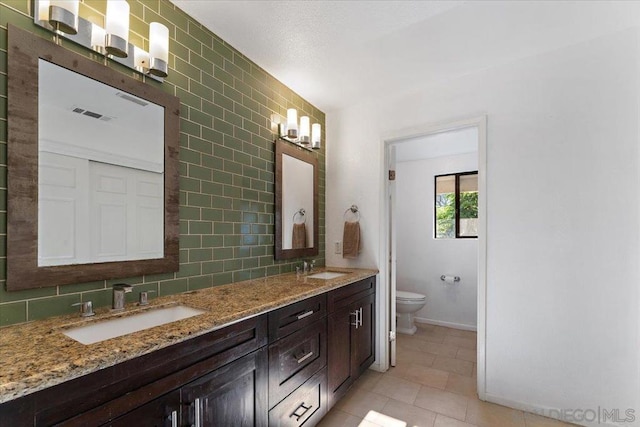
435,171,478,239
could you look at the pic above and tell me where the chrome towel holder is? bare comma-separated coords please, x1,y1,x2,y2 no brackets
293,208,306,224
440,275,461,282
344,205,360,221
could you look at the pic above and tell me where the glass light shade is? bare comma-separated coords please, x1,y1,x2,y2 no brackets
286,108,298,139
38,0,51,21
149,22,169,62
90,23,105,49
299,116,310,144
49,0,79,34
105,0,130,57
311,123,322,149
106,0,129,40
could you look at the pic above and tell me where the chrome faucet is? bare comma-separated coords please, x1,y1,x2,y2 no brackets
71,301,95,317
112,284,133,311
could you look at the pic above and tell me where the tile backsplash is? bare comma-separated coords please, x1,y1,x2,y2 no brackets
0,0,325,326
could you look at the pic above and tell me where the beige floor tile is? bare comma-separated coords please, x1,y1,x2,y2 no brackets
432,356,474,377
413,328,447,344
334,389,390,419
456,348,477,363
446,329,477,340
387,363,450,389
371,375,420,403
352,368,384,391
317,408,362,427
466,398,525,427
372,374,421,404
524,412,578,427
395,347,437,368
399,339,459,358
434,414,478,427
359,412,406,427
381,398,437,427
445,373,477,398
414,386,469,421
443,336,477,350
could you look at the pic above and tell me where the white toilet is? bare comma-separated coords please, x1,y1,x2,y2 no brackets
396,290,427,335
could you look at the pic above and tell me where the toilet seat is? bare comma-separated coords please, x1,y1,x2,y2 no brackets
396,290,426,301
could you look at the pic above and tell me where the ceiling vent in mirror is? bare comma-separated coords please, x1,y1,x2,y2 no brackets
116,92,149,107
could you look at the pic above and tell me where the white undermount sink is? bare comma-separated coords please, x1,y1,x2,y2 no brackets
307,271,348,280
62,305,207,345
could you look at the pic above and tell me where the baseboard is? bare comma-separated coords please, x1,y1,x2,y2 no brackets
368,361,385,373
483,392,625,427
414,316,477,331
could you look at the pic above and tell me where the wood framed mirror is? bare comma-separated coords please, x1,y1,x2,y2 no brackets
6,25,180,290
274,140,319,260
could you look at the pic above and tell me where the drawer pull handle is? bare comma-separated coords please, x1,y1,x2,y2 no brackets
350,310,359,328
296,310,314,320
290,402,313,421
169,410,178,427
194,398,202,427
358,307,363,327
296,351,314,364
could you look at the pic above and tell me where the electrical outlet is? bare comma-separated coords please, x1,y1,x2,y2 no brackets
334,241,342,254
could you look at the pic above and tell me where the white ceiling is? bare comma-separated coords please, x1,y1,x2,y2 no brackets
171,1,640,113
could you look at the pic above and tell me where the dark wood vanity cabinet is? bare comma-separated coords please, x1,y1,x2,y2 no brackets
0,315,269,427
0,276,376,426
327,276,376,409
267,294,328,427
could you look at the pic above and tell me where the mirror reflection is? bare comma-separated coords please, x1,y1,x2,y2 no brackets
37,59,165,267
281,153,314,250
275,140,318,260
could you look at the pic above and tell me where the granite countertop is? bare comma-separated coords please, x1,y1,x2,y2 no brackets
0,267,377,404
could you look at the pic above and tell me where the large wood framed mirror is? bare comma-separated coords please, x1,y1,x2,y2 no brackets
6,25,180,290
274,140,319,260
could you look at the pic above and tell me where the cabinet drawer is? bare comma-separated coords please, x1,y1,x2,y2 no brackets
269,368,327,427
269,294,326,342
327,276,375,312
269,318,327,407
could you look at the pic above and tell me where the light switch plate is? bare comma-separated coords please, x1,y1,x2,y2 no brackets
334,241,342,254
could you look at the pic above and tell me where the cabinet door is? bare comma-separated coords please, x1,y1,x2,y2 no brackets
327,304,357,409
354,292,376,377
182,348,268,427
105,389,180,427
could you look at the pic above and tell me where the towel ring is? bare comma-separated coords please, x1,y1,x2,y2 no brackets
293,208,306,224
343,205,360,222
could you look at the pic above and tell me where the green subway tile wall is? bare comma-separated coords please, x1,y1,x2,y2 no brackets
0,0,326,326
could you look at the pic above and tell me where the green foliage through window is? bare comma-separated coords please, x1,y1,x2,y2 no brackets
435,172,478,239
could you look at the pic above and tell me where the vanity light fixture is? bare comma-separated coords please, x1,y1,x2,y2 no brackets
148,22,169,77
34,0,170,82
47,0,80,35
105,0,130,58
272,110,322,150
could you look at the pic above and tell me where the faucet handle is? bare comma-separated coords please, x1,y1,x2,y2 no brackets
138,290,156,306
113,284,133,293
72,301,95,317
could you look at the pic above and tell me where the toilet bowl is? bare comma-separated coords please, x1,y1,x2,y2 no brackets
396,290,426,335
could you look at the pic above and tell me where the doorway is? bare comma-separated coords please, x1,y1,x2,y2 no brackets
382,116,487,399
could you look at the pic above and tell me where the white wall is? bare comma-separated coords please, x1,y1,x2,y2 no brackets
326,28,640,425
396,152,478,330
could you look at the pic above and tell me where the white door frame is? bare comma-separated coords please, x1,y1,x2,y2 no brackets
380,115,488,400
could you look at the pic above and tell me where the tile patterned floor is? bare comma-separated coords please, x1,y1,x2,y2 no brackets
318,323,574,427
